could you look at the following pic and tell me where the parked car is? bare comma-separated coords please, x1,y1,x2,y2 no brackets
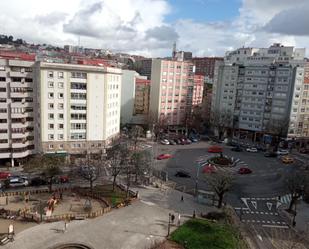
246,147,258,153
299,148,309,154
238,167,252,174
160,139,170,145
157,154,172,160
174,139,181,145
8,176,29,188
202,164,217,174
0,172,11,180
53,175,69,184
208,146,223,153
175,170,191,178
264,152,277,157
185,138,192,144
231,146,243,152
281,156,294,164
168,139,176,145
256,145,266,152
30,176,47,186
276,149,289,155
189,136,199,142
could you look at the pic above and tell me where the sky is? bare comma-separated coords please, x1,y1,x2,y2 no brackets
0,0,309,57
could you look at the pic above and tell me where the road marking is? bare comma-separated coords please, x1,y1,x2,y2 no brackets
277,221,281,224
267,221,271,223
260,212,264,214
266,202,273,211
265,212,268,215
257,235,263,241
251,201,257,209
262,225,289,229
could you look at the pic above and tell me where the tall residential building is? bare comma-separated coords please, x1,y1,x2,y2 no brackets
288,60,309,137
191,74,204,106
135,59,152,80
134,78,150,115
192,57,224,81
120,70,148,124
211,44,306,139
0,53,37,166
149,59,195,126
36,62,122,156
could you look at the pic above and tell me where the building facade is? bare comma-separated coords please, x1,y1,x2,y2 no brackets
211,44,306,139
192,57,224,81
0,54,37,166
135,59,152,80
36,62,122,156
134,78,150,115
149,59,195,126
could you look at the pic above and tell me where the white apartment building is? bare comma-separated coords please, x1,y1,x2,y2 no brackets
149,59,195,126
36,62,121,156
212,44,306,139
0,58,37,166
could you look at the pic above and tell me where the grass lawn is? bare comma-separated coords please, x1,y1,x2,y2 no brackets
93,184,127,207
171,218,243,249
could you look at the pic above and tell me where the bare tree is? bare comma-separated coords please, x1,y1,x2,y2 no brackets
77,153,104,195
131,150,152,183
24,154,65,192
205,171,233,208
129,125,144,151
107,146,122,192
210,108,233,140
286,173,306,212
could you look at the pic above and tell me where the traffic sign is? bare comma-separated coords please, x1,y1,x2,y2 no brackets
266,202,272,211
251,201,257,209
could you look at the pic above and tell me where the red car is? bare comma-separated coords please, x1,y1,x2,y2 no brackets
208,146,223,153
157,154,172,160
238,167,252,174
0,172,11,180
202,164,217,174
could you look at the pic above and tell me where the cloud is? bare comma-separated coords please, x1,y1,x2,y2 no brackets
146,26,179,41
35,12,68,26
263,5,309,36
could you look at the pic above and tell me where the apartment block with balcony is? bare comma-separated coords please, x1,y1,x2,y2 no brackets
211,44,306,139
0,57,36,166
36,62,121,156
149,59,195,126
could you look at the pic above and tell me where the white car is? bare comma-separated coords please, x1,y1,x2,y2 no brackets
276,149,289,155
160,139,170,145
9,177,29,188
246,147,258,153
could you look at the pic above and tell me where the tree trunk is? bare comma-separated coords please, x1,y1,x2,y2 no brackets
90,180,93,196
288,196,296,212
48,177,53,193
217,193,224,209
126,173,131,198
112,175,117,192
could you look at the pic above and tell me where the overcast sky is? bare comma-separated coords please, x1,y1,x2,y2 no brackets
0,0,309,57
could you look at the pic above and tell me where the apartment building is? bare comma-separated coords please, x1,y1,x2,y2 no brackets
212,44,306,139
134,78,150,115
0,53,37,166
36,62,121,156
135,58,152,80
191,74,204,106
288,60,309,137
149,59,195,126
192,57,223,81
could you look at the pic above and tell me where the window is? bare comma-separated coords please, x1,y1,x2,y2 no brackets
58,82,64,88
48,134,54,140
48,124,54,129
58,103,64,109
48,92,54,99
59,124,64,129
48,82,54,88
48,71,54,78
59,144,64,149
48,113,54,119
58,93,63,99
49,144,54,149
48,103,54,109
58,113,64,119
58,134,64,140
58,72,64,79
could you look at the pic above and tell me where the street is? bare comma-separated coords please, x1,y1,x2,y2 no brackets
150,140,308,248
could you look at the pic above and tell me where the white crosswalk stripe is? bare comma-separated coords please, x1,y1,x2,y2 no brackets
279,194,292,205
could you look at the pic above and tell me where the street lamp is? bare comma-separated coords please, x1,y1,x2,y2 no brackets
167,213,171,236
194,156,208,196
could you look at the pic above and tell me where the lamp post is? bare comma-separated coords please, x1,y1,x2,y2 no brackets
195,156,208,196
167,213,171,236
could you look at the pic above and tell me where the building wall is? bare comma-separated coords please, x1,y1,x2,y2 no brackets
0,58,36,166
192,57,223,79
134,78,150,115
120,70,137,124
150,59,195,126
37,62,121,155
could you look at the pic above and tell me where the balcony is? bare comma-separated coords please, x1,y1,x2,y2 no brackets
13,150,32,158
0,152,11,158
0,71,7,77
